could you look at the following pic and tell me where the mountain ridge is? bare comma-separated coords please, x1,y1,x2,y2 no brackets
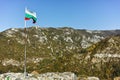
0,26,120,79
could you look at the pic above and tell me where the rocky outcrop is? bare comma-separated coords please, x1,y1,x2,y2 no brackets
0,72,77,80
0,72,101,80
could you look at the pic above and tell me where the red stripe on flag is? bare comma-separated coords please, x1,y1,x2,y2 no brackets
25,18,30,20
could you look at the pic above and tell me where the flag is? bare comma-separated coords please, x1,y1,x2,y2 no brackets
25,8,37,23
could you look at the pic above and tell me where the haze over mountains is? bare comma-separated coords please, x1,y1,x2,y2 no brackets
0,27,120,79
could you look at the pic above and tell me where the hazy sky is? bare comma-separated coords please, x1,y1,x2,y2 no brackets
0,0,120,31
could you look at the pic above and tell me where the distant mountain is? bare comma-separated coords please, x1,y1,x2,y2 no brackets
0,27,120,79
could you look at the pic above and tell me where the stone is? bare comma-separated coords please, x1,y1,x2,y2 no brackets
87,77,99,80
114,77,120,80
31,71,39,75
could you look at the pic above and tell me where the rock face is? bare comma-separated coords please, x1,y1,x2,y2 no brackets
0,72,77,80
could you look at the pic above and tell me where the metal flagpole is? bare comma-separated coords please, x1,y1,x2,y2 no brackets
24,13,27,78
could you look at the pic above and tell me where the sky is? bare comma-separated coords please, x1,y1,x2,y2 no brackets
0,0,120,31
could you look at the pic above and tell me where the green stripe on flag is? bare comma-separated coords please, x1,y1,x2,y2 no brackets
25,14,37,21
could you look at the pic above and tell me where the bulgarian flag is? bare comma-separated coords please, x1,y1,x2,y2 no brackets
25,8,37,23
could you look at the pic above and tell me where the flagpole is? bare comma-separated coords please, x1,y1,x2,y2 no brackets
24,16,27,78
24,7,37,78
